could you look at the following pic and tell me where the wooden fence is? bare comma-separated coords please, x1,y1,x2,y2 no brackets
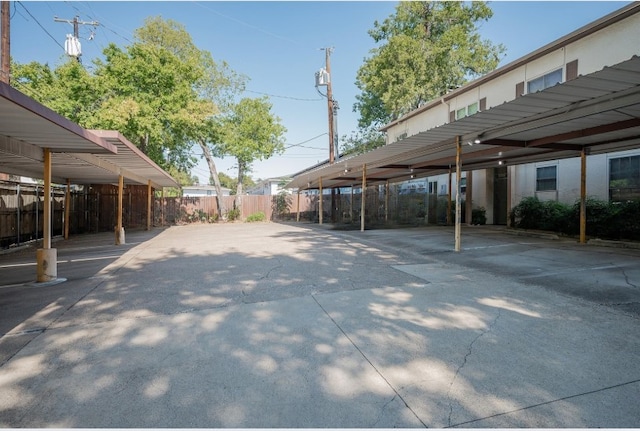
1,180,459,250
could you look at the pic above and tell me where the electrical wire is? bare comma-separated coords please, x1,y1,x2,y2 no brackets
284,133,327,149
16,2,65,52
192,1,309,49
245,89,323,102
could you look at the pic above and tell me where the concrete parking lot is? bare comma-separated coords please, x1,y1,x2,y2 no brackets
1,222,639,427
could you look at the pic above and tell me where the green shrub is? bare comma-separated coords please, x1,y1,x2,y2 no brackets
511,196,640,241
225,208,241,221
510,196,544,229
246,211,266,222
472,207,487,225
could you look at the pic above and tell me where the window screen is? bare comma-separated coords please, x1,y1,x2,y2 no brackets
536,166,557,191
528,68,562,94
609,155,640,201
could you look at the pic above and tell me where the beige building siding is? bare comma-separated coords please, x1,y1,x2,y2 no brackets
382,5,640,224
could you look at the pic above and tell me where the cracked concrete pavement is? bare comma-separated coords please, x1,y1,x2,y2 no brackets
1,222,639,427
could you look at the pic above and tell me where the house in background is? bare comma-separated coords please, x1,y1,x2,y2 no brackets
182,184,231,197
247,177,292,196
381,3,640,224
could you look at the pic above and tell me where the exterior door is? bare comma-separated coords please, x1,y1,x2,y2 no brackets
493,167,508,225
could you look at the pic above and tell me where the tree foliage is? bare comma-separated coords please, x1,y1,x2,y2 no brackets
339,126,386,157
12,17,244,176
354,1,505,128
220,97,286,210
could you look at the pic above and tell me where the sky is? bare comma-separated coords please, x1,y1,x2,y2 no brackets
8,1,632,184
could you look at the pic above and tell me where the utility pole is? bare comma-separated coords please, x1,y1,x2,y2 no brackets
1,1,10,84
316,47,340,222
324,47,335,164
54,15,99,62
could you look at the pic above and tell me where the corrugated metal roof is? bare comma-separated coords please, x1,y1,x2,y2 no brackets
288,55,640,190
0,81,178,189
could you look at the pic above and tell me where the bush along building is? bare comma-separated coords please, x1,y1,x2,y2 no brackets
288,3,640,244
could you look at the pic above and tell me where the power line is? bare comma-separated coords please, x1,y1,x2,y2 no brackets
284,133,327,149
246,89,323,102
192,1,308,49
16,2,65,52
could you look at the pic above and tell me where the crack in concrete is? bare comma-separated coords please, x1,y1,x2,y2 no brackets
450,377,640,428
311,295,428,428
447,310,501,427
620,267,638,289
373,394,398,427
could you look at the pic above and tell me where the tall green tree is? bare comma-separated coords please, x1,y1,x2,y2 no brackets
354,1,505,129
221,97,286,214
339,126,386,157
12,17,246,219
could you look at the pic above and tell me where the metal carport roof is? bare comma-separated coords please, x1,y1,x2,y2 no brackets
0,81,178,189
287,55,640,191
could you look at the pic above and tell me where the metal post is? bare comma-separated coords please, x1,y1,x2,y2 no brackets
16,183,21,245
580,148,587,244
318,177,323,225
454,137,462,252
147,180,152,230
385,180,389,223
116,174,124,244
465,170,473,225
506,166,512,228
349,186,354,223
447,167,452,226
64,179,71,239
296,189,300,222
361,164,367,232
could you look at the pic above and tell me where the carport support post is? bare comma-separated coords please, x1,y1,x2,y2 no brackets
361,164,367,232
465,170,473,225
296,189,300,222
36,148,57,282
146,180,152,230
447,167,452,226
454,136,462,252
115,174,125,245
349,186,354,222
507,166,512,228
318,177,323,225
385,180,389,223
580,148,587,244
64,179,71,239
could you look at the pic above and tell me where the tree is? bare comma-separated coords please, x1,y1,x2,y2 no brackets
13,17,246,220
11,60,98,125
339,126,386,156
221,97,286,214
208,172,256,195
354,1,505,129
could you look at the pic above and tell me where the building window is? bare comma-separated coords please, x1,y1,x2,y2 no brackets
455,101,481,120
460,177,467,194
609,155,640,201
528,68,562,94
207,190,212,196
536,166,557,191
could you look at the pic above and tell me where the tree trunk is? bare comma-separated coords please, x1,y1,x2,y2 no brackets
199,140,226,220
235,159,244,216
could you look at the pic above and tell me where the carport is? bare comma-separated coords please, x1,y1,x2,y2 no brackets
0,81,178,283
287,55,640,251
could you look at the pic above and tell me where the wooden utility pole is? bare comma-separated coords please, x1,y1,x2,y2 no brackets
323,47,339,222
1,1,10,84
324,47,335,164
54,15,99,62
